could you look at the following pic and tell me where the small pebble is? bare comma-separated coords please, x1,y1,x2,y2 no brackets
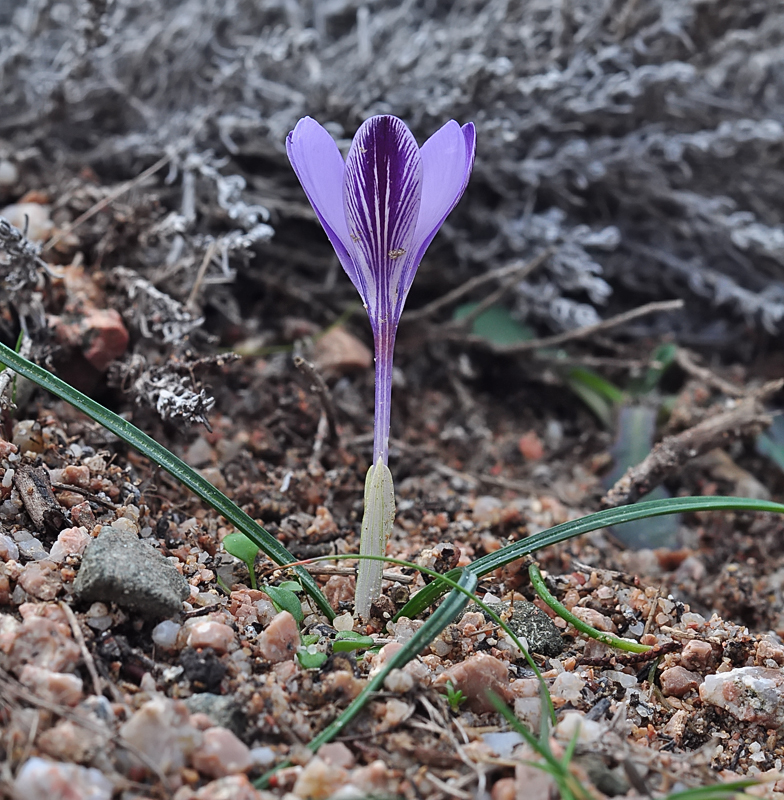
700,667,784,726
152,620,182,651
292,756,349,800
48,526,90,563
119,698,202,774
18,665,83,706
659,666,701,697
191,727,252,778
193,774,264,800
437,652,510,713
187,621,235,655
257,611,299,663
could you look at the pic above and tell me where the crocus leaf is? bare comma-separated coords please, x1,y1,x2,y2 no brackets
453,303,534,345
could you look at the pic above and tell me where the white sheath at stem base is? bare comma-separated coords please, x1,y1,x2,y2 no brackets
354,457,396,620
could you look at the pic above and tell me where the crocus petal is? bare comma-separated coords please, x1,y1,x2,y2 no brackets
343,115,423,326
402,121,476,298
285,117,361,290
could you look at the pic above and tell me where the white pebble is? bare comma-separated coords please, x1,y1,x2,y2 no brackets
13,757,113,800
333,612,354,632
152,620,182,651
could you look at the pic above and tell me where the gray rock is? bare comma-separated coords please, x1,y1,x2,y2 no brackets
479,600,565,658
73,526,189,619
184,693,247,737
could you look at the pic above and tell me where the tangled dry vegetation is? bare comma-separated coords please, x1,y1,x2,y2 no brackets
2,1,784,799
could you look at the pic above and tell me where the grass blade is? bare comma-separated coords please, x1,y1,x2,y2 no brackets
397,495,784,619
0,341,334,620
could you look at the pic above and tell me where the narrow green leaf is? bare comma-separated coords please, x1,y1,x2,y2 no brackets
0,341,334,620
396,495,784,619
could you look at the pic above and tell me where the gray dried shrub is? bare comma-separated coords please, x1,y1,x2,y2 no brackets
2,0,784,348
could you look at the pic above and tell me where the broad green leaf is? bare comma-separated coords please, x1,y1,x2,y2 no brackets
262,584,304,625
454,303,534,345
333,631,374,653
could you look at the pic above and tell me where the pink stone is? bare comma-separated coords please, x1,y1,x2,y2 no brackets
436,652,510,712
191,727,252,778
257,611,299,663
316,742,355,770
193,774,265,800
292,757,348,800
756,638,784,666
5,616,80,672
18,665,83,706
569,606,616,632
49,526,91,563
323,575,355,611
679,639,714,671
659,666,701,698
119,698,202,774
61,465,91,488
700,667,784,726
17,562,62,601
82,308,129,371
187,621,235,655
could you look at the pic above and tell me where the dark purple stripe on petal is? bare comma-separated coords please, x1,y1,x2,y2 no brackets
343,115,423,329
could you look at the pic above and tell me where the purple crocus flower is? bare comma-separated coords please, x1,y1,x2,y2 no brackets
286,114,475,466
287,115,475,616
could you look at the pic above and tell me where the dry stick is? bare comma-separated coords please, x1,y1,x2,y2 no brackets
405,250,551,323
186,239,219,309
602,379,783,508
43,152,173,252
675,347,745,397
447,298,685,354
448,249,553,330
292,355,339,442
59,600,103,698
303,564,414,584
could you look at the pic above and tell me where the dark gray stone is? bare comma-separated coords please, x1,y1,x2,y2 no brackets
73,526,189,619
184,693,247,737
479,600,565,658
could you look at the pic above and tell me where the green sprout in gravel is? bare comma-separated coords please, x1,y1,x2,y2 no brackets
444,681,466,712
223,532,260,590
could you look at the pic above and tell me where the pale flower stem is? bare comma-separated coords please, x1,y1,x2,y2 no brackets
372,321,396,467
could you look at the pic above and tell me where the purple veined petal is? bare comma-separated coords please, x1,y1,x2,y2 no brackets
343,115,423,326
398,121,476,305
286,117,362,292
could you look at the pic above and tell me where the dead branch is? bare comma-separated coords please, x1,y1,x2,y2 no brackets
443,299,684,353
601,380,783,507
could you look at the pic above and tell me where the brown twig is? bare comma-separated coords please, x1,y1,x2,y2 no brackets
303,565,414,584
405,251,550,322
601,380,782,507
43,153,173,252
59,601,103,698
445,298,685,354
292,355,339,443
674,348,745,397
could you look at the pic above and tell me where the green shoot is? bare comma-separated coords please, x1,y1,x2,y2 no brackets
222,532,260,590
443,680,466,712
332,631,375,653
